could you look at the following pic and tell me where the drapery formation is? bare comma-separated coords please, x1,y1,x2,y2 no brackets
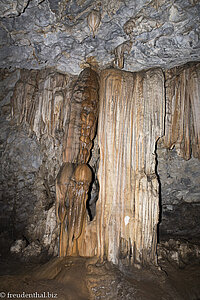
163,63,200,160
95,63,199,265
97,69,165,265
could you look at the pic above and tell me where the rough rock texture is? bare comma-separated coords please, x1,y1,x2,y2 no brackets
0,0,29,18
86,260,181,300
158,239,200,268
157,147,200,239
0,0,200,74
0,68,76,259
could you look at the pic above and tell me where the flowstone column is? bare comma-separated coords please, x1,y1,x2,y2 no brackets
96,68,165,266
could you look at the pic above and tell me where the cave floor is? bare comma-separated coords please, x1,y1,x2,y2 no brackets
0,255,200,300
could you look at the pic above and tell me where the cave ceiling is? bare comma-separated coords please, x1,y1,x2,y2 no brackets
0,0,200,75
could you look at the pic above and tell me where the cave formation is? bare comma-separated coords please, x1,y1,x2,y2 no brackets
0,1,200,299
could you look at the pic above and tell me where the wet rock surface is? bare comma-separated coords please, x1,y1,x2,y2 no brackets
0,254,199,300
158,239,200,268
0,0,200,74
157,240,200,300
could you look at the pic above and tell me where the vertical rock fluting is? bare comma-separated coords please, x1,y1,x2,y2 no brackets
97,68,165,265
56,68,99,257
163,63,200,160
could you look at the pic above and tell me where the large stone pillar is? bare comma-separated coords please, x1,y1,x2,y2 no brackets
96,68,165,265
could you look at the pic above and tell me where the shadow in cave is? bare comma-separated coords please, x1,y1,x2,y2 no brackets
86,174,99,221
155,137,162,244
86,119,100,222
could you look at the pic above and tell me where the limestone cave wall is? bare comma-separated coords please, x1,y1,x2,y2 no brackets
157,147,200,240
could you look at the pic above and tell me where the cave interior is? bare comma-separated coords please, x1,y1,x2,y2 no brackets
0,1,200,299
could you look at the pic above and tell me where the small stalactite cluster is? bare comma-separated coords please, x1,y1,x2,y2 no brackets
56,68,99,257
162,63,200,160
11,68,74,200
112,40,133,69
11,69,71,141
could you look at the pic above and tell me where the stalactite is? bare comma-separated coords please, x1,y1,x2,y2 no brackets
163,63,200,160
87,10,101,38
97,68,165,265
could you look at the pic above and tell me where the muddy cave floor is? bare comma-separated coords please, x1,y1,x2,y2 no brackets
0,252,200,300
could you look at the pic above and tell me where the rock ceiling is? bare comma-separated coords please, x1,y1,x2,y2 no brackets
0,0,200,74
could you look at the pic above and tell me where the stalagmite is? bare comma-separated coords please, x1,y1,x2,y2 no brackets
66,164,92,255
56,163,75,257
56,68,99,256
97,68,165,265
